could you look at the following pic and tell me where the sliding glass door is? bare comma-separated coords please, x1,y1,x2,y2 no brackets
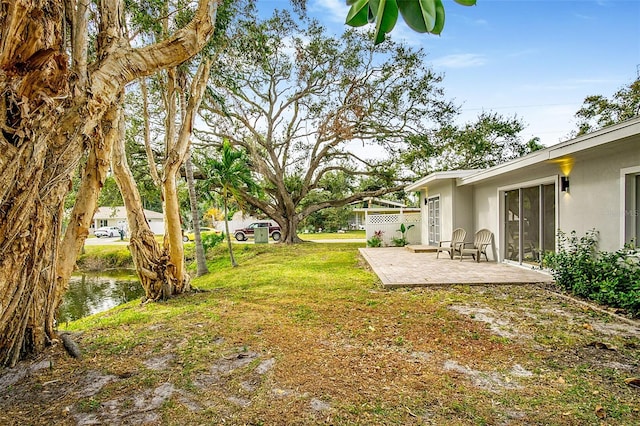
504,184,555,264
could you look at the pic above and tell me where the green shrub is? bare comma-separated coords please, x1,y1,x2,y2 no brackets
202,232,225,254
77,247,134,271
367,230,384,247
544,230,640,317
390,223,415,247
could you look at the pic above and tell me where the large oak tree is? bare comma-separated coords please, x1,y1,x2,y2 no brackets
198,11,455,242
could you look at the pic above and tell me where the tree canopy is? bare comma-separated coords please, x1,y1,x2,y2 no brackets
197,10,455,241
402,112,543,173
574,76,640,136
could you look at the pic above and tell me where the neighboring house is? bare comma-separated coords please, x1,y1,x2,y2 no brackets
349,197,417,228
350,197,421,245
92,206,165,235
406,117,640,264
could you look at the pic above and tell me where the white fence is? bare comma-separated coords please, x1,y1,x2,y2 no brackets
365,213,421,246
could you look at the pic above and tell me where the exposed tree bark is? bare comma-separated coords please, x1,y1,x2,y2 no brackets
0,0,80,368
186,152,209,276
55,101,123,310
111,102,177,301
161,59,211,289
0,0,220,367
140,77,162,188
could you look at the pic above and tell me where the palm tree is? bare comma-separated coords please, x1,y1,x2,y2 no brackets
196,140,260,267
185,151,209,276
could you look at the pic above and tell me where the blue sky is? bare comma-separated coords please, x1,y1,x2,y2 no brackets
257,0,640,147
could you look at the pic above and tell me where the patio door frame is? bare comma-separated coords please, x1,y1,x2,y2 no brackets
426,195,441,245
620,165,640,246
499,176,558,264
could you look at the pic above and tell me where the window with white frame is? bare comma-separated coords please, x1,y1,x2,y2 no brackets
621,166,640,247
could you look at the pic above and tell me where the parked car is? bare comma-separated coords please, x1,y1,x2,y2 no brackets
234,222,281,241
94,226,121,238
182,227,222,242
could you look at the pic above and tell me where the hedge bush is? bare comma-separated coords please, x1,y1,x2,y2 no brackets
544,229,640,317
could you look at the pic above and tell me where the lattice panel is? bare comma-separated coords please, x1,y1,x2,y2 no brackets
365,213,423,246
368,214,402,224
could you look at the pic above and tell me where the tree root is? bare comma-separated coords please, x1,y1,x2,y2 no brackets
59,333,82,360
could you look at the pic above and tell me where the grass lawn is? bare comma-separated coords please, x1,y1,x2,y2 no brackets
1,243,639,425
297,230,365,240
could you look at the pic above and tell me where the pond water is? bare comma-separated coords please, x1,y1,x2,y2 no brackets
58,271,144,323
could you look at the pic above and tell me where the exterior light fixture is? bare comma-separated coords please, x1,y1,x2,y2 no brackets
560,176,570,193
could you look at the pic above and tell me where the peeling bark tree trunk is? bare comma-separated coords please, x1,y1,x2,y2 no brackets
112,104,183,301
55,101,123,310
0,0,219,367
0,0,81,368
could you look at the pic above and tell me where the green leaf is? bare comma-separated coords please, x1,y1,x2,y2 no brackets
368,0,380,24
431,0,445,35
346,0,370,27
374,0,399,45
397,0,437,33
453,0,477,6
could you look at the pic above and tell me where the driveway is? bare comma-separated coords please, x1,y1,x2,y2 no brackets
359,247,554,287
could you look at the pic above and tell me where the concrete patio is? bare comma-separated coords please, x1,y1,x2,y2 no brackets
359,247,554,288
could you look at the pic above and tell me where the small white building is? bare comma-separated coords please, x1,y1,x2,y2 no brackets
407,117,640,264
92,206,165,235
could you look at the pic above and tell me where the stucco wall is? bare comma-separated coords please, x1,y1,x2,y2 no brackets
558,139,640,251
410,124,640,257
470,136,640,258
452,183,475,244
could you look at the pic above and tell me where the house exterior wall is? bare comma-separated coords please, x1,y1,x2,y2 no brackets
416,180,474,246
452,183,474,243
470,136,640,259
417,189,428,244
558,138,640,251
408,120,640,259
148,219,165,235
92,207,165,235
469,183,501,260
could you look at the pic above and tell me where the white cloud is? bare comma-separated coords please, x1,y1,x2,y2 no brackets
431,53,487,69
309,0,349,24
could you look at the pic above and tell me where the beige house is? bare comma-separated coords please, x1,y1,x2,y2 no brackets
92,206,165,235
407,117,640,264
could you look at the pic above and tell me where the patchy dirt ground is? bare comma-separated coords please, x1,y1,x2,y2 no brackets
1,284,639,425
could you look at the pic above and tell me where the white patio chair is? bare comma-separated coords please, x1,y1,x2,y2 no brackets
459,229,493,262
436,228,467,259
